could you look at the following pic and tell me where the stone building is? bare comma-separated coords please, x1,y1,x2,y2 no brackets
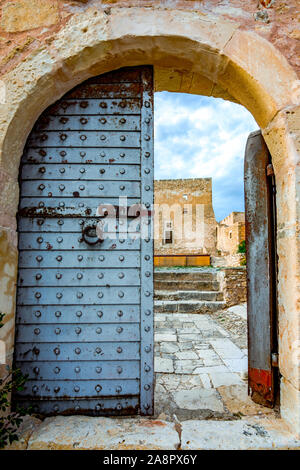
154,178,217,256
217,211,245,256
0,0,299,436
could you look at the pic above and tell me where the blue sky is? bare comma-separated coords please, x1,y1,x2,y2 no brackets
154,92,259,222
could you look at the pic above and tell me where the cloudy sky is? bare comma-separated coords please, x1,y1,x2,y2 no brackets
154,92,259,222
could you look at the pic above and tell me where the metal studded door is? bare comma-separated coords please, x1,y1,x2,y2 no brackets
13,66,154,416
244,130,278,408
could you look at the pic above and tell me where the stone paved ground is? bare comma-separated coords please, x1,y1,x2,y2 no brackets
212,303,248,349
8,303,300,450
153,304,275,421
10,413,300,450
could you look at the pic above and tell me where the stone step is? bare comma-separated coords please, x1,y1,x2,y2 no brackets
154,271,217,282
154,280,220,291
154,300,226,314
154,290,224,302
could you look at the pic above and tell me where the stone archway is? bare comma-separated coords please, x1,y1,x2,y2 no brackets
0,7,299,435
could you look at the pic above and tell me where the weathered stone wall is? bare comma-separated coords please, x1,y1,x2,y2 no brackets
154,178,217,255
218,267,247,308
221,212,245,226
0,0,299,434
212,253,246,268
0,1,299,79
217,212,245,256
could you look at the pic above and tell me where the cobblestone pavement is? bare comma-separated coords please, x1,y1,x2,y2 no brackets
154,305,276,421
8,303,298,450
212,303,248,349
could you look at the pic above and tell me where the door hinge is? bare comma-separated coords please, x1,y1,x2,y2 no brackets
271,352,279,367
266,163,274,177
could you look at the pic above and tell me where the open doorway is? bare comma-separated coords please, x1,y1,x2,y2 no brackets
153,92,278,420
11,66,280,426
1,2,299,440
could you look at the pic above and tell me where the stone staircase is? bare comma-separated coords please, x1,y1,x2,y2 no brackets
154,269,225,314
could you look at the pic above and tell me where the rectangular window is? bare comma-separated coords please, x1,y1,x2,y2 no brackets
164,230,173,244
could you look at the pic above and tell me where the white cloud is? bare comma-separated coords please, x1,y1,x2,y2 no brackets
154,92,258,221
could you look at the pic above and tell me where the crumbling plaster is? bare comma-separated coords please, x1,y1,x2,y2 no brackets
0,1,299,435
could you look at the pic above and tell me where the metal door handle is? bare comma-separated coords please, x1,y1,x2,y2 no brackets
82,225,103,245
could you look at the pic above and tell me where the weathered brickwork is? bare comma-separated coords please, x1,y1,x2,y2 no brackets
154,178,217,256
0,0,299,434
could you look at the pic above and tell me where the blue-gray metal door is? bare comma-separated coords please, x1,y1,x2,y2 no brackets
13,66,154,416
244,130,278,408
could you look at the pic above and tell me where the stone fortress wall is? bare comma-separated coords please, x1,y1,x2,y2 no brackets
154,178,246,261
154,178,217,256
217,212,245,256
